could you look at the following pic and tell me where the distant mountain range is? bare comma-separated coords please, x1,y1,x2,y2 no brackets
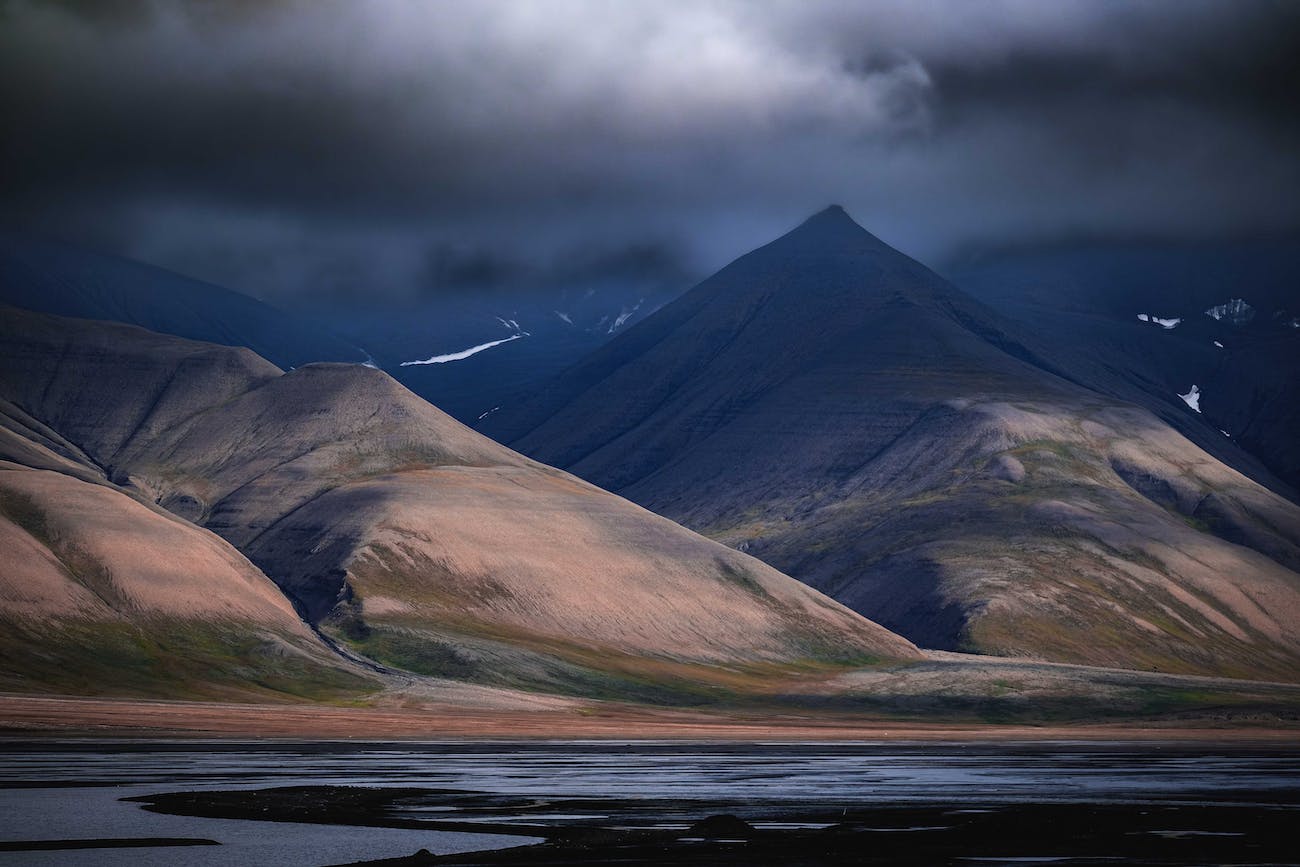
0,232,365,370
485,207,1300,681
0,231,680,425
1,213,1297,703
335,280,683,423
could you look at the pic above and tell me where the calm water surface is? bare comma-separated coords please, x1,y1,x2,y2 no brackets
0,740,1296,865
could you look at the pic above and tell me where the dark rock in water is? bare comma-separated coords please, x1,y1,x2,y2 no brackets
687,814,758,840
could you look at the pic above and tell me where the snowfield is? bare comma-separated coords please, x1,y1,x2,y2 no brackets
401,334,525,366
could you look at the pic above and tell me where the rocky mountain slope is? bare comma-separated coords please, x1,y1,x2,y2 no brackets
485,207,1300,681
946,240,1300,499
0,306,916,702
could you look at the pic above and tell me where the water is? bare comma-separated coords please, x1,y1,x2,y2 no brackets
0,741,1296,865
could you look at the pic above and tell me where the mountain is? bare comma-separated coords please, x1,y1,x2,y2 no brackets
0,385,374,701
0,231,686,426
334,280,683,424
0,306,917,703
0,232,365,370
945,240,1300,499
485,207,1300,682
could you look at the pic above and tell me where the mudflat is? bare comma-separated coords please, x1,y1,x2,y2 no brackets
3,694,1298,742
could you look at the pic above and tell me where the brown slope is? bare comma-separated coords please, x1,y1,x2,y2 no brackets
0,430,374,700
0,308,917,701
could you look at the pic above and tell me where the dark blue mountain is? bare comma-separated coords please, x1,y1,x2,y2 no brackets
482,207,1300,679
0,232,363,370
945,239,1300,496
335,281,683,423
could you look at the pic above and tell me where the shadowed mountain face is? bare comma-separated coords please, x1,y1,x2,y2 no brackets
0,232,364,370
946,241,1300,500
356,281,684,424
486,208,1300,681
0,306,916,701
0,231,686,427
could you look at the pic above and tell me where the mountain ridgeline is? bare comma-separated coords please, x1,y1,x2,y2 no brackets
486,207,1300,681
0,232,364,370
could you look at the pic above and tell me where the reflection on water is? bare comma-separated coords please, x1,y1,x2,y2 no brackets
0,741,1297,866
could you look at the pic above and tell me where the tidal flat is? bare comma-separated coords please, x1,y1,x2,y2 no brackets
0,740,1296,865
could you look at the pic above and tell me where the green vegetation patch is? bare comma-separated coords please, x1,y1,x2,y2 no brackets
0,617,377,703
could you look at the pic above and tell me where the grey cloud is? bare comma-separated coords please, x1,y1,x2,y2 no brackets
1,0,1296,303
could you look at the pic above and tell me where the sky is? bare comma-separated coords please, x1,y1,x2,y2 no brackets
2,0,1298,306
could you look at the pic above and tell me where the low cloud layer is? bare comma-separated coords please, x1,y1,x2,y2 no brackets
2,0,1297,304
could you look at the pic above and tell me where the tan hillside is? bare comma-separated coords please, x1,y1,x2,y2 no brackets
0,307,917,701
0,437,373,700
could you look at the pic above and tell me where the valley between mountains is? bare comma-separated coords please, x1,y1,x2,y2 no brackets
1,208,1298,733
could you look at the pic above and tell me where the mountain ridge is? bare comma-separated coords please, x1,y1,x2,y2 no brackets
0,232,364,370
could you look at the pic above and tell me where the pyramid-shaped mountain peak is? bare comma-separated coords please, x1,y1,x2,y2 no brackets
768,204,887,256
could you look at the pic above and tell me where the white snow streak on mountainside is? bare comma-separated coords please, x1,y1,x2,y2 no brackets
609,300,643,333
1137,314,1181,329
1179,384,1202,413
1205,299,1255,324
400,334,525,366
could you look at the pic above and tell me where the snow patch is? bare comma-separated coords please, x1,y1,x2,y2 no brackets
1205,298,1254,325
477,406,501,421
1178,384,1201,413
495,316,526,332
400,334,525,366
1220,429,1231,437
554,310,573,325
1213,341,1224,348
608,298,644,333
1137,313,1180,329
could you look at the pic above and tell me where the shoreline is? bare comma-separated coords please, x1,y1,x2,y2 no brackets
3,694,1298,743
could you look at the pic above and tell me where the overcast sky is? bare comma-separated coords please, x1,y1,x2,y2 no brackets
2,0,1297,305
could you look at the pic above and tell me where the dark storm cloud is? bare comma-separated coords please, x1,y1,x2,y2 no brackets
1,0,1297,304
418,240,689,305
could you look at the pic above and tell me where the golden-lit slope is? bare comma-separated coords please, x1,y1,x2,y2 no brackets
0,431,373,700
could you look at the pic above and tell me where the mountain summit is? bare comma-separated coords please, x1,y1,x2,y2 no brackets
485,207,1300,681
770,204,881,250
